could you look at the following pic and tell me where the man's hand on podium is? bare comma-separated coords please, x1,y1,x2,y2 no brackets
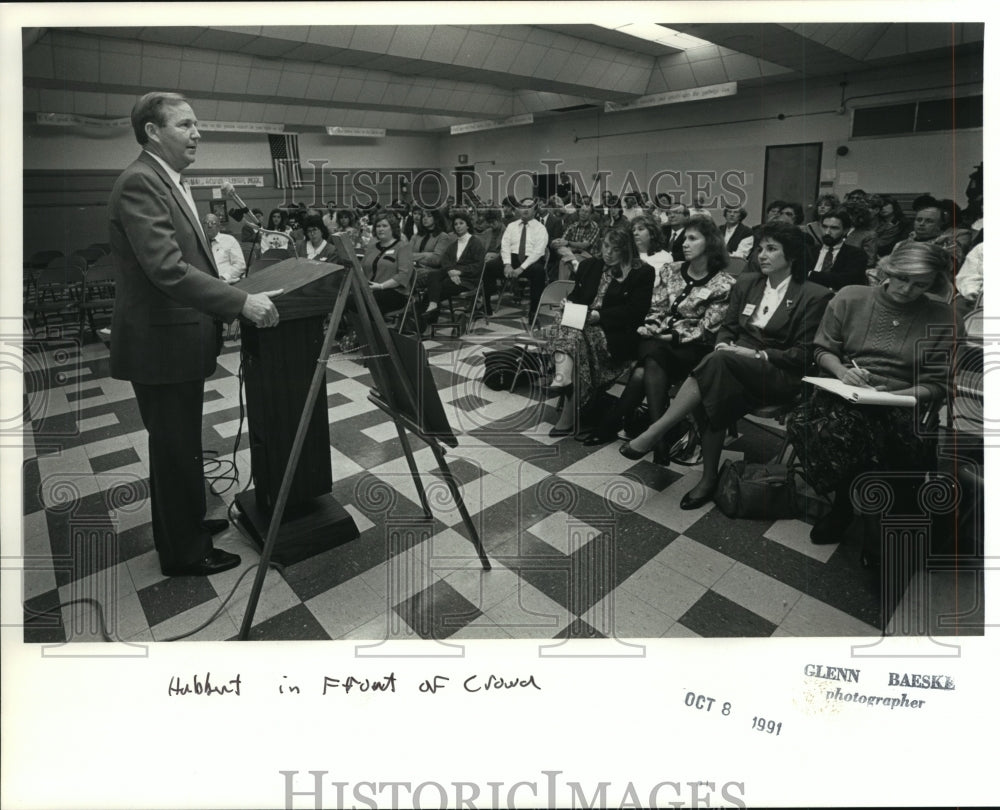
242,289,284,328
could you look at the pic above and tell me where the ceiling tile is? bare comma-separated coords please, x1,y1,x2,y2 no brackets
906,23,955,54
141,57,183,89
690,58,729,87
178,60,215,91
99,52,139,85
282,105,307,126
334,77,364,102
302,106,329,125
276,70,311,97
685,44,723,63
190,29,257,52
482,37,519,73
238,37,299,58
306,26,357,48
96,35,142,55
512,41,546,75
645,67,668,95
535,47,572,78
360,79,388,104
215,66,251,95
181,46,219,65
23,39,54,79
140,42,184,60
865,25,908,60
304,73,333,101
139,27,202,48
385,26,433,60
218,52,255,69
423,25,467,63
380,83,412,107
404,83,433,108
721,52,763,80
456,30,495,68
247,68,281,96
659,61,698,91
349,26,396,54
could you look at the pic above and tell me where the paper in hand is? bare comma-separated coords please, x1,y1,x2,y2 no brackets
561,302,589,330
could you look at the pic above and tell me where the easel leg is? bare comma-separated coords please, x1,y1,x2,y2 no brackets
395,423,433,519
429,443,492,571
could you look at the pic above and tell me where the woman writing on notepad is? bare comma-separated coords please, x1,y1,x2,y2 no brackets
786,241,955,544
546,227,654,437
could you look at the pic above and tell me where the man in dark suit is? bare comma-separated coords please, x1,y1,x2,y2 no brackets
721,206,755,259
538,197,565,281
109,92,281,577
664,204,690,261
807,208,868,291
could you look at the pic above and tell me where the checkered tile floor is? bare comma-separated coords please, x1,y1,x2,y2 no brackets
20,306,983,642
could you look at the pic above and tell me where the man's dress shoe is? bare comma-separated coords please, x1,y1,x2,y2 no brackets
201,518,230,535
162,548,241,577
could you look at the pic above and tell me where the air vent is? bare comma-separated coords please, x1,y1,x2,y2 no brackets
852,94,982,137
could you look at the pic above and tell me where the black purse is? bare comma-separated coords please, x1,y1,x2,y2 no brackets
714,459,796,520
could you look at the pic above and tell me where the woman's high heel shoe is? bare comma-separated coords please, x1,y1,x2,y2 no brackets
619,441,650,461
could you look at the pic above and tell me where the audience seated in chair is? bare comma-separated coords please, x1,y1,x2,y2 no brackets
545,227,654,437
584,218,738,458
786,241,956,544
421,210,486,326
620,222,832,510
295,214,339,263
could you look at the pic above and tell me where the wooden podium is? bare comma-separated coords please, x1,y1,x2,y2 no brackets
231,258,359,565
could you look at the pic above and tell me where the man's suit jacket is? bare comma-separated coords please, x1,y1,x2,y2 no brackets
806,242,868,291
715,272,833,376
724,223,754,254
109,151,246,385
666,227,687,262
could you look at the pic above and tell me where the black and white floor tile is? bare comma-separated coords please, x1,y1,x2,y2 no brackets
19,306,983,643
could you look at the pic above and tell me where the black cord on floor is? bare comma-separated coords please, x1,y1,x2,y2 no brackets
35,561,286,643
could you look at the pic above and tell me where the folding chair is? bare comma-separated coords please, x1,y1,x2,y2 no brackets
29,256,86,337
383,277,420,335
23,250,64,299
429,255,490,338
505,279,573,391
79,259,116,341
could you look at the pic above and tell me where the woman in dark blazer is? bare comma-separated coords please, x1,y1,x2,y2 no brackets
621,221,832,509
547,227,655,437
296,215,340,262
422,210,486,323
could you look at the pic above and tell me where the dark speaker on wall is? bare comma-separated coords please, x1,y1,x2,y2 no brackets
836,145,850,157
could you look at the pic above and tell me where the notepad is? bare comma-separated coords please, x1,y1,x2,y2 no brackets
803,376,917,407
560,302,589,330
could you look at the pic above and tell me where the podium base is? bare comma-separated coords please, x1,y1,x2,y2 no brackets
234,490,360,566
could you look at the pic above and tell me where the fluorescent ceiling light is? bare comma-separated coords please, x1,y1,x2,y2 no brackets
596,23,713,51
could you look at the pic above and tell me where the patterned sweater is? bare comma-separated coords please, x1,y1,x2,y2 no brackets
813,284,954,399
641,261,737,346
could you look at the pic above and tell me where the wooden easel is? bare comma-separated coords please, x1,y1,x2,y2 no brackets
237,234,490,640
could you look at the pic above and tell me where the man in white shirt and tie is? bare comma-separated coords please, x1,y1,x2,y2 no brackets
483,197,550,317
202,213,246,283
808,208,868,291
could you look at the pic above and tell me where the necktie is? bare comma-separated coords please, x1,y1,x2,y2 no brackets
518,222,527,261
821,247,834,272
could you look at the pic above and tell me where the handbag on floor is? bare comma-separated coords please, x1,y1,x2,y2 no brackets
481,346,544,391
714,459,796,520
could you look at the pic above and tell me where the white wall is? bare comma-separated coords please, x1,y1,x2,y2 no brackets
439,53,983,222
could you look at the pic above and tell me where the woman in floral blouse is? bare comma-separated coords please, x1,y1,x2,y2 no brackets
582,217,737,459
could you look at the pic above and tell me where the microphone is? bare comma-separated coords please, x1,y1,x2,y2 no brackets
220,182,259,227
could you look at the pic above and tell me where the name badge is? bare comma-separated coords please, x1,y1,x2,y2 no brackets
742,303,756,316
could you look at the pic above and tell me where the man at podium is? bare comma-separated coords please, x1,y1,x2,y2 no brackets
109,91,282,578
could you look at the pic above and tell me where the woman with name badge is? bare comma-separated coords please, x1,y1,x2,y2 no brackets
619,222,832,510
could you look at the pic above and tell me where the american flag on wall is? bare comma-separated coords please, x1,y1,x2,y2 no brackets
268,133,303,189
